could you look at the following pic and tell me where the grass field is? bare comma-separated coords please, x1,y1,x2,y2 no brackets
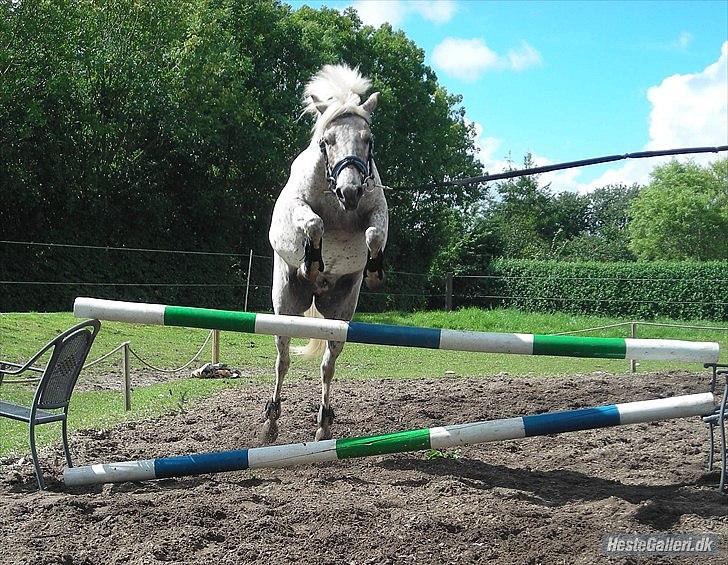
1,308,726,457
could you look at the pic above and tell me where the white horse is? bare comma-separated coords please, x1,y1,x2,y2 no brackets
263,65,389,443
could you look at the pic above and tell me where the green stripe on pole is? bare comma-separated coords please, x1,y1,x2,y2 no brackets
336,428,431,459
532,335,626,359
164,306,257,333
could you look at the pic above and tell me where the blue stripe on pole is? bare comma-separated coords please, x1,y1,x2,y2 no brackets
522,405,621,436
154,449,249,478
347,322,441,348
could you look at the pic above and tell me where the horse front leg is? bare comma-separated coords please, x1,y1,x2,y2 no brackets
316,340,344,441
293,202,325,281
363,224,386,289
259,334,290,444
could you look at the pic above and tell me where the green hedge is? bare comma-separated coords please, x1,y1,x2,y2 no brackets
0,245,256,313
454,260,728,321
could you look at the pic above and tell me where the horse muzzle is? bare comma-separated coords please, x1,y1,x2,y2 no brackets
336,183,364,211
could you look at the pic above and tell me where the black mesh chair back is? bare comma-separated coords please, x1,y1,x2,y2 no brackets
37,322,99,410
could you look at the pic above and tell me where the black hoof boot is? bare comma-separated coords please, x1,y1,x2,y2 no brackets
299,238,324,281
363,249,385,289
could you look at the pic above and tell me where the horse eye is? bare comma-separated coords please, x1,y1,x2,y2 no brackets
324,132,336,145
360,131,371,142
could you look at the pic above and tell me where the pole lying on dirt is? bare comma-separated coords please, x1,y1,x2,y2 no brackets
63,392,715,487
73,298,720,363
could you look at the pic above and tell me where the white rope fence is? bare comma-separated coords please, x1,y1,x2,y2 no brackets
553,321,728,336
2,331,215,409
127,331,213,373
83,342,130,368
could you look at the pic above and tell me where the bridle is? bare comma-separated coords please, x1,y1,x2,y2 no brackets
318,114,375,197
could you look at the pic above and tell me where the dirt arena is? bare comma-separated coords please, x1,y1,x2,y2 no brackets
1,371,726,564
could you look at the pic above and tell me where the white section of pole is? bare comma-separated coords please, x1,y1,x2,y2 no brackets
429,417,526,449
625,338,720,363
439,330,534,355
74,298,165,325
616,392,715,425
246,440,338,469
254,313,349,342
64,460,157,487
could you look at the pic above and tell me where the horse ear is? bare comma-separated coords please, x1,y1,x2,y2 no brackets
361,91,379,114
310,94,329,115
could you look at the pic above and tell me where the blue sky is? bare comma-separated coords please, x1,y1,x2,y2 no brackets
289,0,728,191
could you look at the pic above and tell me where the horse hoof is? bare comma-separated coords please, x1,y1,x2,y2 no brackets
259,420,279,444
315,427,332,441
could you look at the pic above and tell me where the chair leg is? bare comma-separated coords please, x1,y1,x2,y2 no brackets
29,423,45,490
61,418,73,468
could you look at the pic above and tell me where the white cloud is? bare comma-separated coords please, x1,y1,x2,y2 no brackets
352,0,456,28
411,0,457,23
353,0,408,27
472,37,727,194
432,37,542,81
646,41,727,151
469,120,506,171
432,38,500,81
530,154,588,192
469,121,583,192
577,41,728,192
507,42,543,71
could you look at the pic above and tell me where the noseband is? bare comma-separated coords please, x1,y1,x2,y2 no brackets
319,116,375,196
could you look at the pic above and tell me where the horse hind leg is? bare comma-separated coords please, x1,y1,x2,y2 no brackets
314,272,363,440
259,334,289,444
261,254,313,444
316,340,344,441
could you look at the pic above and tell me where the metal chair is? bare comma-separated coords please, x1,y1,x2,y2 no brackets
0,319,101,489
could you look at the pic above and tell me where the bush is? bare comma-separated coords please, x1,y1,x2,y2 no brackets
453,259,728,321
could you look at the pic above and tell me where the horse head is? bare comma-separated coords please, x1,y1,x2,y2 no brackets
304,65,380,211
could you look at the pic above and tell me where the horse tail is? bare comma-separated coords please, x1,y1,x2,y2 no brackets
291,303,327,359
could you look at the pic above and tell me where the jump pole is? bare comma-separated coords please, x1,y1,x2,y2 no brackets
73,298,720,363
64,392,715,486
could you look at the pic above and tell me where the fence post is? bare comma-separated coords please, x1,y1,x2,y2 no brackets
630,322,637,373
445,274,453,312
122,342,131,411
212,331,220,364
244,249,253,311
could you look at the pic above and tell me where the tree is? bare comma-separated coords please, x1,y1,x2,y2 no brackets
0,0,485,310
628,159,728,260
560,184,639,261
486,154,553,259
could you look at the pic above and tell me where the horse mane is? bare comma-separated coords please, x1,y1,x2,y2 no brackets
302,64,372,139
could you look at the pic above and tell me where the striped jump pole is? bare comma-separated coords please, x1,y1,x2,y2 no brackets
64,392,715,486
73,298,720,362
